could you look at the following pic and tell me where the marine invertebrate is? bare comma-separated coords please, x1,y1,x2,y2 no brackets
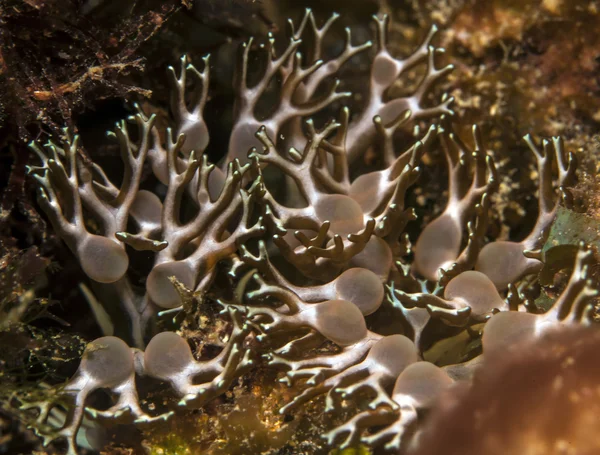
225,9,453,165
142,307,254,407
29,119,156,285
475,135,576,290
256,241,596,452
413,124,498,283
18,308,251,455
324,361,454,450
251,110,438,285
18,6,598,455
482,245,597,352
232,117,590,452
19,336,168,455
28,69,264,348
26,7,451,348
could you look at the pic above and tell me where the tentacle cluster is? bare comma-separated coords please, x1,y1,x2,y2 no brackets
28,57,264,348
18,309,251,455
23,7,598,455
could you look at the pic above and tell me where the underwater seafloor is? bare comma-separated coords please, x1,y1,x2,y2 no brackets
1,0,599,454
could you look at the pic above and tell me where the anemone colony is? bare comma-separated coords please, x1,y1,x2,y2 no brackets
20,8,598,455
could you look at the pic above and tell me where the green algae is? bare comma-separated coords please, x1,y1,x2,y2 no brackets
545,207,600,252
330,445,372,455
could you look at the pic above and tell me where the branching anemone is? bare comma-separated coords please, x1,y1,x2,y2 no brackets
17,7,598,455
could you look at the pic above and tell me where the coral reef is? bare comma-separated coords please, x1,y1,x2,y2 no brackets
1,2,599,455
